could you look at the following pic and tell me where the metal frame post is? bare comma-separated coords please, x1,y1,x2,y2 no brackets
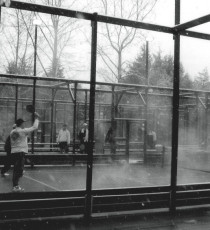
15,85,18,122
204,93,208,148
73,82,77,165
195,93,199,143
143,88,148,164
170,0,180,214
85,12,97,222
50,89,55,150
111,85,116,155
143,41,149,164
31,24,38,155
31,79,36,156
85,90,88,121
54,101,57,141
146,41,149,85
184,106,189,144
125,120,130,163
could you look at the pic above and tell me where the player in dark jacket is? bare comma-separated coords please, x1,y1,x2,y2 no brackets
78,123,88,154
1,124,16,177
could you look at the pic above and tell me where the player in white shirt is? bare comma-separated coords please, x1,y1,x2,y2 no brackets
10,113,40,192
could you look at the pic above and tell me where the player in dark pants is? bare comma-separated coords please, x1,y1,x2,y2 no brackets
78,123,89,154
10,115,39,192
105,127,116,154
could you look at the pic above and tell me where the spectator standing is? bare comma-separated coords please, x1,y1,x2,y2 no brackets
57,124,70,154
78,123,89,154
105,127,116,154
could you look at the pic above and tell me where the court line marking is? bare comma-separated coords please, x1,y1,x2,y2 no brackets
23,175,60,191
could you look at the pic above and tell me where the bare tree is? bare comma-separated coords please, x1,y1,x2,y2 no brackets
1,9,34,75
37,0,82,78
97,0,158,82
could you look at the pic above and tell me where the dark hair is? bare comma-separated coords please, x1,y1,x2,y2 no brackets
16,118,25,127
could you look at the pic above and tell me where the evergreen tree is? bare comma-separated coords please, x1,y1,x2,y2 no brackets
121,44,152,85
193,68,210,90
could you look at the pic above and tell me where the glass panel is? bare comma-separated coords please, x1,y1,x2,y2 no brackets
177,37,210,185
0,7,91,193
92,22,173,190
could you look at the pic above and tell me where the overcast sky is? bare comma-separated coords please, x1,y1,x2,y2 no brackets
153,0,210,79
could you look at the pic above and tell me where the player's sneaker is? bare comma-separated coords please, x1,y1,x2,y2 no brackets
1,173,9,177
12,185,24,192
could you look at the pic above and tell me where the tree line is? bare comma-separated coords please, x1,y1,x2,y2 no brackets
0,0,209,91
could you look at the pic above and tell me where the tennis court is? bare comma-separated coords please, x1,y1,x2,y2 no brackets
1,146,210,193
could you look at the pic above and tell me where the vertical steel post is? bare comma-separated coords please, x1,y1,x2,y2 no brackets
15,85,18,122
143,88,148,164
85,90,88,122
73,82,77,165
184,106,189,144
195,93,199,143
31,78,36,155
54,101,57,140
146,41,149,85
0,6,1,24
111,85,116,155
64,103,66,123
50,89,55,151
170,0,180,213
126,120,130,163
186,107,189,144
85,13,97,222
31,25,38,155
205,93,208,148
143,41,149,163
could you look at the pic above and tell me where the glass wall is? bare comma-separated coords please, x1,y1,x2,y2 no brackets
91,19,174,190
0,7,91,192
177,36,210,185
1,0,210,216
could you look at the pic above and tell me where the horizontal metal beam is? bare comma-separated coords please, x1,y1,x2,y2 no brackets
1,1,210,42
1,74,210,95
10,1,94,20
180,30,210,40
52,82,68,88
174,14,210,32
97,14,173,34
7,1,173,34
115,87,136,92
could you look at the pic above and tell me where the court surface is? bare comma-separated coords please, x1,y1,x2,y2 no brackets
2,148,210,230
1,157,210,193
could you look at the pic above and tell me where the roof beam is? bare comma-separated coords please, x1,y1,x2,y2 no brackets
180,30,210,40
52,82,67,88
3,1,210,41
174,14,210,32
8,1,172,34
97,15,173,34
